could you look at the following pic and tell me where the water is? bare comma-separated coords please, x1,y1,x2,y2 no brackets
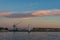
0,32,60,40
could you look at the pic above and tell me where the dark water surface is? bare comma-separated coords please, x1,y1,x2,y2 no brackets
0,32,60,40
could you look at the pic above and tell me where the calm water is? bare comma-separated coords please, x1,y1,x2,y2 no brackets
0,32,60,40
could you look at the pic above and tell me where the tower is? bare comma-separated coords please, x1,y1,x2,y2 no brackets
13,24,17,31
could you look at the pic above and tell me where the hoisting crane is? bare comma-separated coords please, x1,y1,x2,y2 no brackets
12,21,22,31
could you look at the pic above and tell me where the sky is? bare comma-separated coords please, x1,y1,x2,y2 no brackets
0,0,60,28
0,0,60,12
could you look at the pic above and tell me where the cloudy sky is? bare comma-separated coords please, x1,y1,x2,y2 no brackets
0,0,60,28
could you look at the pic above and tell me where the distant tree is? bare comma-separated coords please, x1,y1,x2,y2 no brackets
4,28,8,30
0,27,4,30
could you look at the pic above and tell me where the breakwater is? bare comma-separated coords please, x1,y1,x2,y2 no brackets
0,27,60,32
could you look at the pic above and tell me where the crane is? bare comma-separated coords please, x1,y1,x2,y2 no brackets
12,21,22,31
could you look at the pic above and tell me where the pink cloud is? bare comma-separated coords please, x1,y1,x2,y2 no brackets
32,10,60,16
32,10,51,16
4,13,32,18
0,12,12,16
0,9,60,18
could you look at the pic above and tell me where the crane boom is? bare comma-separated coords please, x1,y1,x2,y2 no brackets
15,21,23,25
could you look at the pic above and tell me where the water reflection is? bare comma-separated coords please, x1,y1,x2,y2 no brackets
0,32,60,40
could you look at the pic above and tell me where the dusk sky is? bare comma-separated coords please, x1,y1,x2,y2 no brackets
0,0,60,12
0,0,60,28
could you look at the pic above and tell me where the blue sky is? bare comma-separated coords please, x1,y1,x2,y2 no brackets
0,0,60,28
0,0,60,12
